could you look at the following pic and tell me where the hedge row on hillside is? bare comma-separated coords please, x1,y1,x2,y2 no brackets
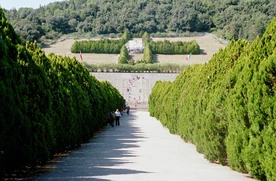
148,18,276,181
70,30,131,54
0,9,125,177
83,62,186,73
70,38,126,54
148,39,200,54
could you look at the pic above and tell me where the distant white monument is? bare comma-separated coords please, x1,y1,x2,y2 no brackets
125,39,145,53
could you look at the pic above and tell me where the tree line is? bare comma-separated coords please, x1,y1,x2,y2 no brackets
148,39,200,54
2,0,275,46
148,17,276,181
71,30,130,53
71,38,125,53
84,62,186,73
0,8,125,178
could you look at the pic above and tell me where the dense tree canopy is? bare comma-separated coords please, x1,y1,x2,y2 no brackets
2,0,275,45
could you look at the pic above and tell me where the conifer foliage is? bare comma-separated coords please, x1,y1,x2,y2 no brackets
149,18,276,181
148,40,200,54
70,29,131,54
0,8,125,177
118,45,129,64
143,44,154,64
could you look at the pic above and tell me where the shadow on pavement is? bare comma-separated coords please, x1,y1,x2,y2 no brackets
24,111,150,181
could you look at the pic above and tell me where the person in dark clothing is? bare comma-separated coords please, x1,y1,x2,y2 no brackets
107,111,114,127
126,106,130,115
120,107,124,116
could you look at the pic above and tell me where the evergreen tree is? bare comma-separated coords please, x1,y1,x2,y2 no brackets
118,45,129,64
121,29,131,42
142,31,150,43
143,44,153,63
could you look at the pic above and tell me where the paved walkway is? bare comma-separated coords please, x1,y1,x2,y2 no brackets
28,111,255,181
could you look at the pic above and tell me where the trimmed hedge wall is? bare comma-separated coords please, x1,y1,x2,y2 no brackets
0,9,125,177
149,18,276,181
70,38,126,54
83,62,187,73
148,39,200,54
70,30,130,54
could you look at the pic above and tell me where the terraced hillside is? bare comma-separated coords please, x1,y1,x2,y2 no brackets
92,73,178,110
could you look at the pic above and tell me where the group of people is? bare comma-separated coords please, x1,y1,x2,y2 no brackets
127,75,144,105
107,105,130,127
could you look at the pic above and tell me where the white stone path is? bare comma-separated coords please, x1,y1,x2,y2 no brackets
30,111,255,181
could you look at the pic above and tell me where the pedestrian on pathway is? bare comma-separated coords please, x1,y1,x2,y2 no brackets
107,111,114,127
111,110,116,123
115,109,121,126
126,106,130,115
120,107,124,116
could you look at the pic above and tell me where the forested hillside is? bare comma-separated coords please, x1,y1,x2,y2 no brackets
148,17,276,181
0,7,125,178
2,0,275,45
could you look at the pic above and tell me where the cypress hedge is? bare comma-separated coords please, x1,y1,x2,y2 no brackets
71,38,125,54
149,18,276,181
0,8,125,178
71,29,131,54
148,39,200,54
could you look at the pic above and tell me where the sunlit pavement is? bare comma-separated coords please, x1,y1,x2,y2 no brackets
29,111,255,181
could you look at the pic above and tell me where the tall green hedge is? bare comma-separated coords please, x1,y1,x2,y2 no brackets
149,17,276,181
0,8,125,178
148,39,200,54
225,18,276,180
71,30,131,54
71,38,125,54
84,62,186,73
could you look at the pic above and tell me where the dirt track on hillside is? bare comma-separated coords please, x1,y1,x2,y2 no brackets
43,35,225,66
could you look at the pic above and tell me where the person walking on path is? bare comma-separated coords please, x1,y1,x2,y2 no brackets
111,110,116,124
115,109,121,126
120,107,124,116
107,111,114,127
126,106,130,115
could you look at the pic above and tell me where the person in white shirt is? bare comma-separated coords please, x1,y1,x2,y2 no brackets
115,109,121,126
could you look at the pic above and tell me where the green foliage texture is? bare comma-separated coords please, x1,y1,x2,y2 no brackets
71,38,126,54
71,29,130,54
0,8,125,177
2,0,276,44
148,39,200,54
148,18,276,181
118,45,129,64
143,44,154,64
84,62,186,73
